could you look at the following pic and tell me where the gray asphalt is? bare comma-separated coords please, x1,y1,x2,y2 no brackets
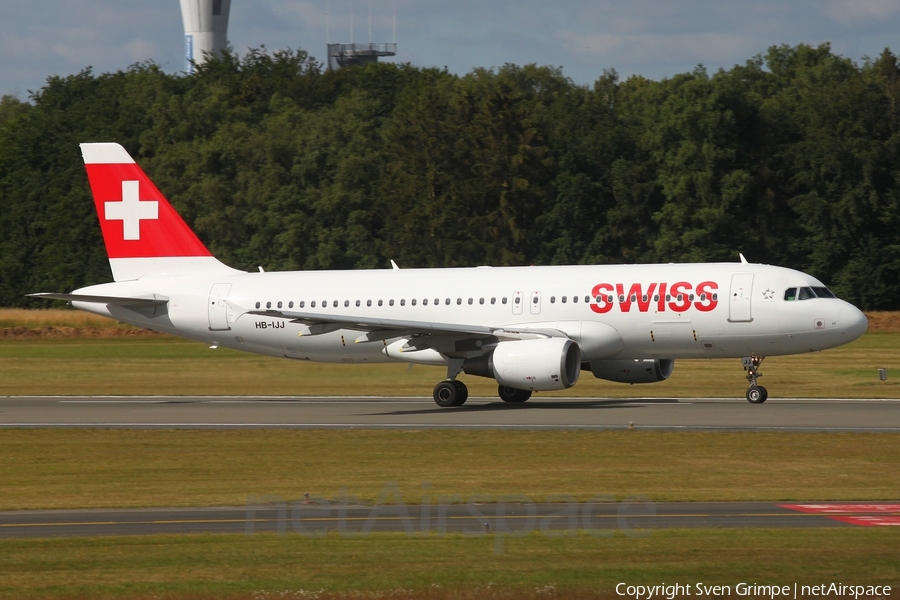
0,396,898,431
1,502,880,539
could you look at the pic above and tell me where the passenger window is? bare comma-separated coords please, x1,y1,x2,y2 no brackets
390,299,395,306
665,294,671,302
344,300,350,307
502,297,508,304
584,296,590,303
334,300,339,308
618,295,625,302
412,299,417,306
799,287,815,300
491,297,496,304
712,293,718,301
479,298,485,305
515,296,521,305
266,301,272,309
457,298,462,305
784,288,797,301
630,295,636,302
573,296,578,303
401,299,406,306
255,302,260,309
550,296,556,303
689,294,694,301
311,301,317,308
445,298,451,305
277,301,283,309
367,300,372,307
378,300,383,307
299,301,305,308
653,295,659,302
356,300,361,307
468,298,473,305
562,296,567,303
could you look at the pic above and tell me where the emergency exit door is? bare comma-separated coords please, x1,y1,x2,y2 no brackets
728,274,754,322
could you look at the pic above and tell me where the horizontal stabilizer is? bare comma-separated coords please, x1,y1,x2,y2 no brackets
28,293,169,307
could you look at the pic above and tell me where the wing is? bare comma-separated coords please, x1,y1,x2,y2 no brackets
248,308,567,357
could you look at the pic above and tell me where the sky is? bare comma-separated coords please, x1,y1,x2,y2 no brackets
2,0,900,99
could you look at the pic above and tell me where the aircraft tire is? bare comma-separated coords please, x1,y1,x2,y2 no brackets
433,381,464,407
746,385,768,404
498,385,532,403
452,380,469,405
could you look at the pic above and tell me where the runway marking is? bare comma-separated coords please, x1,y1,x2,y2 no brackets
780,504,900,514
780,504,900,526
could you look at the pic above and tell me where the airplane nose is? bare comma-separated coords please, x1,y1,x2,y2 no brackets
838,305,868,341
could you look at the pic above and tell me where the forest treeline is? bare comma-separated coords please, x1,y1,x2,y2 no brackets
2,43,900,309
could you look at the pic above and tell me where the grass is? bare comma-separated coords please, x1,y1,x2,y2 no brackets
0,529,897,599
0,309,129,329
0,430,897,510
1,333,899,397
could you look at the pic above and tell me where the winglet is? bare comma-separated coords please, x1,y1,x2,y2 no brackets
390,260,400,270
739,253,749,264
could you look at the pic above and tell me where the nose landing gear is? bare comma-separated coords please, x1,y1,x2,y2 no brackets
743,355,768,403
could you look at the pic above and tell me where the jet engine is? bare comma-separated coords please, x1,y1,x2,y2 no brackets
463,338,581,391
586,358,674,384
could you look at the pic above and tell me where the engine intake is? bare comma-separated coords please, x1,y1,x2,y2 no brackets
586,358,674,384
464,338,581,391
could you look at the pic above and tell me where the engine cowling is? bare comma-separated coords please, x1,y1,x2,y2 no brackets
464,338,581,391
587,359,674,384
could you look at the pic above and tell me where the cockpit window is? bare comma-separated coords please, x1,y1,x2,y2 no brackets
785,286,837,301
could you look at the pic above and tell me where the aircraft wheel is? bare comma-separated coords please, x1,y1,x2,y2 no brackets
498,385,532,403
746,385,768,404
452,380,469,405
433,381,464,407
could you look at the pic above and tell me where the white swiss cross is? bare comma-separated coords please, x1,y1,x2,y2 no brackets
104,180,159,240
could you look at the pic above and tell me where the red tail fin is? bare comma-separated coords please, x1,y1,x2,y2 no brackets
81,143,236,281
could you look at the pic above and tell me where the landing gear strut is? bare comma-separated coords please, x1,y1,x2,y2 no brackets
498,385,532,403
433,380,468,407
743,355,768,404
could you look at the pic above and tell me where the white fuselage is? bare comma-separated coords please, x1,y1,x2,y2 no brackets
72,262,869,367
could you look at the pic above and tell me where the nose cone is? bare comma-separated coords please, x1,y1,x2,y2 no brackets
838,305,868,342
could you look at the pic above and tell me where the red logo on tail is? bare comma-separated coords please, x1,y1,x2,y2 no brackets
81,144,211,260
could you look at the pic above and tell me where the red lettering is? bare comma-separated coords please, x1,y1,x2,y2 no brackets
668,282,692,312
591,281,715,314
590,283,614,314
694,281,719,312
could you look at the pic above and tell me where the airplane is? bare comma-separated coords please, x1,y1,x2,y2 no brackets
30,143,869,407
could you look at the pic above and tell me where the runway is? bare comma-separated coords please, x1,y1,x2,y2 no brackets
1,396,899,431
4,502,897,539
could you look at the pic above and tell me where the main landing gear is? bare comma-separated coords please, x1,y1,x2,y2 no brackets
433,380,468,407
498,385,532,403
743,355,768,404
